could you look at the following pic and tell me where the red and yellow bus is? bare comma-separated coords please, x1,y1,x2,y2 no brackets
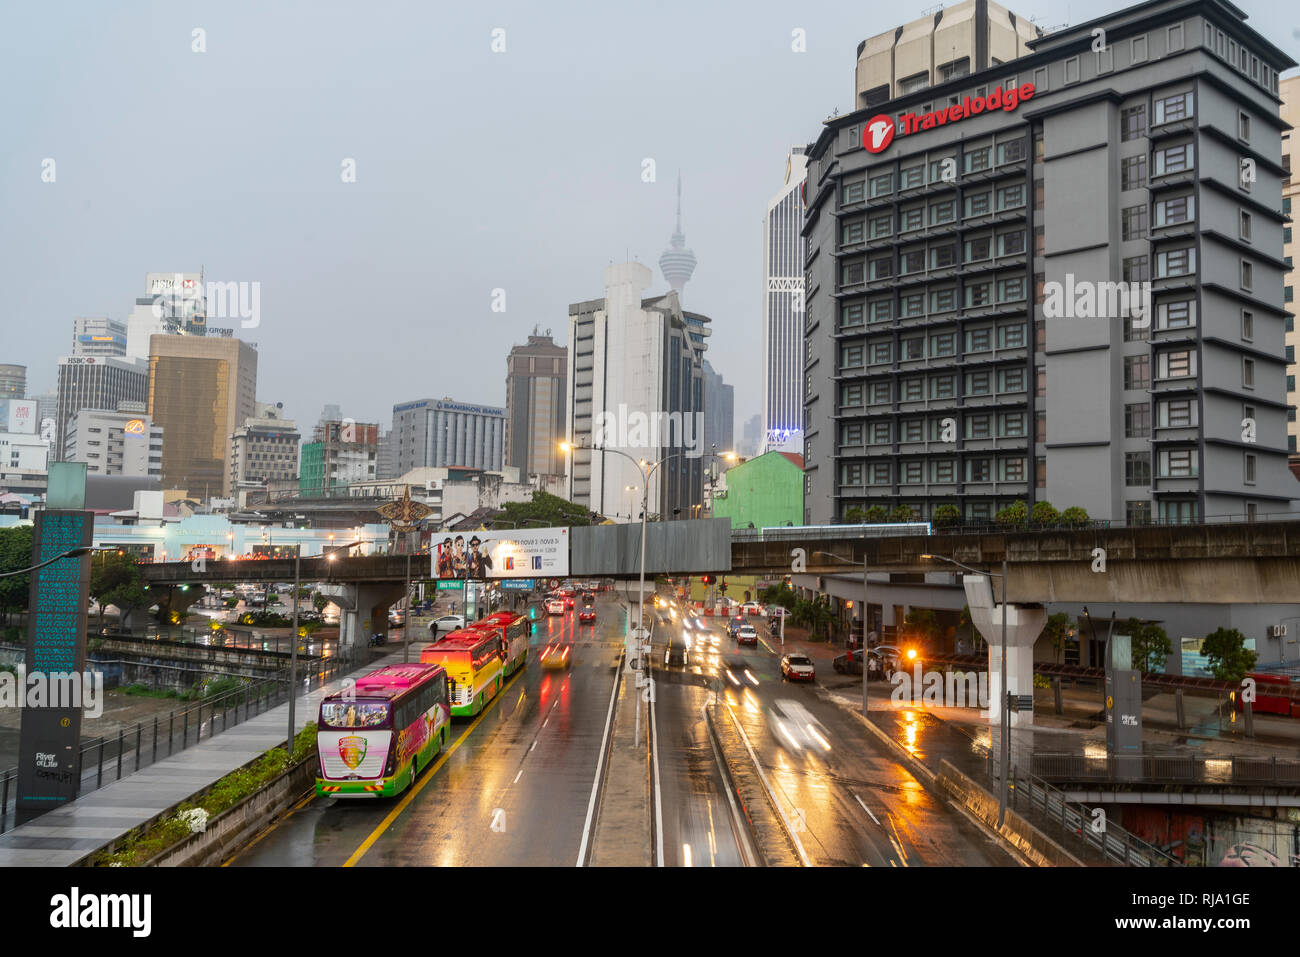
473,611,530,677
316,663,450,798
420,629,505,716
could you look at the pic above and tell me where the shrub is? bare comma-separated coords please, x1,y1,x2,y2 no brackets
863,506,889,523
995,500,1028,526
889,505,915,522
1060,506,1090,527
1030,501,1060,526
932,504,962,528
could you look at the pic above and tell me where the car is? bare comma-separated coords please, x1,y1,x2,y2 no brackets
578,605,596,624
540,643,572,669
664,639,688,668
726,616,745,638
429,614,465,637
736,624,759,646
564,595,575,609
387,608,405,627
832,649,864,675
722,658,760,688
545,598,566,615
741,601,763,615
873,644,919,674
781,653,815,682
766,699,831,752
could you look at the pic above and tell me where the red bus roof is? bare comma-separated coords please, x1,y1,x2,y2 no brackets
324,663,444,702
483,611,524,627
425,628,498,651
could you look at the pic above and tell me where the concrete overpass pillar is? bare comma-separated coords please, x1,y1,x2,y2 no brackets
320,582,404,658
962,574,1046,729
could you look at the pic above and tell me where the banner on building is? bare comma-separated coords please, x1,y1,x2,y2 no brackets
430,528,568,581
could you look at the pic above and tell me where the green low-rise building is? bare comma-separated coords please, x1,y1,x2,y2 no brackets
711,451,803,529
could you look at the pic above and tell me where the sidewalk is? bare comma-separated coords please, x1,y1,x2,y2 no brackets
0,647,417,867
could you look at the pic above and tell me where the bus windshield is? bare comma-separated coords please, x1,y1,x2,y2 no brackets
320,700,391,730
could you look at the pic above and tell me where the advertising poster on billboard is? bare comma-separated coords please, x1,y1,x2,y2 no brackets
430,527,568,580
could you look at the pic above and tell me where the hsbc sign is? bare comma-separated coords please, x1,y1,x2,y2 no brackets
862,82,1035,154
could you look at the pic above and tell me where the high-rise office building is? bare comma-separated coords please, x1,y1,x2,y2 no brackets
147,335,257,497
63,402,163,478
231,401,300,490
0,396,48,493
505,332,568,481
804,0,1296,526
0,365,26,401
392,398,506,475
54,356,149,462
375,428,396,480
854,0,1042,110
702,359,734,456
739,413,763,459
659,173,698,295
72,318,128,357
300,420,379,494
126,272,205,361
763,147,809,453
1282,73,1299,467
567,263,707,521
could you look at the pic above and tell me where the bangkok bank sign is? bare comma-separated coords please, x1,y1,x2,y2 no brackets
862,83,1036,154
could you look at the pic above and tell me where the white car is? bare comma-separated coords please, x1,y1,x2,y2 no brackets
767,699,831,752
429,614,465,637
545,598,566,615
741,601,763,615
780,653,815,682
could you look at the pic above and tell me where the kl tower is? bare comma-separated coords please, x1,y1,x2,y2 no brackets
658,172,698,295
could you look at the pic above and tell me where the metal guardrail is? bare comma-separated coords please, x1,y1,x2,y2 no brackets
730,522,933,542
0,651,358,834
1030,752,1300,787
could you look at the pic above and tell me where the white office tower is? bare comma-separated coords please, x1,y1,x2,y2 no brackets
126,272,205,361
762,148,808,454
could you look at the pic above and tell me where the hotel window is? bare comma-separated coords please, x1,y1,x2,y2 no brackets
900,206,924,231
869,381,892,404
998,230,1025,256
1124,354,1150,390
966,326,992,352
900,164,924,190
966,370,992,396
965,191,992,217
1160,448,1196,478
1157,300,1195,330
1132,35,1148,62
1124,313,1149,342
1243,357,1255,389
928,157,955,183
964,236,992,262
1244,451,1258,484
930,332,956,357
1000,412,1026,437
1121,105,1146,141
841,261,866,285
841,423,863,446
939,57,970,82
966,458,992,482
997,323,1026,348
868,341,891,364
1034,226,1045,257
930,244,958,269
929,199,956,225
841,220,865,245
1157,397,1195,428
899,72,930,95
1122,255,1149,282
1033,130,1044,160
840,383,863,406
930,374,956,399
1126,500,1152,525
901,418,923,443
1153,143,1193,175
1160,500,1198,524
1158,349,1195,379
901,249,925,274
999,458,1026,482
1239,211,1251,242
840,302,865,329
841,343,865,368
964,146,991,174
890,294,919,319
931,459,956,483
870,213,893,238
1122,205,1148,240
842,177,865,204
1125,402,1151,438
1034,183,1044,210
1154,92,1193,125
997,276,1025,302
998,368,1026,393
965,281,993,307
870,299,893,322
1036,366,1046,397
841,463,864,485
1154,195,1194,227
869,172,894,197
1240,260,1253,291
930,287,957,312
1121,155,1147,190
1064,57,1080,84
869,256,893,280
1167,23,1183,52
901,336,924,360
996,184,1025,210
996,139,1026,165
902,461,924,484
902,377,924,401
1125,451,1151,486
869,422,892,444
1156,247,1195,278
1238,111,1251,142
869,462,891,484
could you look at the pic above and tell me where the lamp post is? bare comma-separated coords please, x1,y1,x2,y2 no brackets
288,538,359,754
921,551,1010,828
815,551,871,718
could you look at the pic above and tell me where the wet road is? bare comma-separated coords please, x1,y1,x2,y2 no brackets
685,611,1016,868
228,599,624,867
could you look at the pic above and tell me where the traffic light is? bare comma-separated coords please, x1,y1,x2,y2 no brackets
719,579,728,594
700,575,713,585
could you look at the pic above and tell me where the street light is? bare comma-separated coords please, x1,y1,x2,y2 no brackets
0,544,102,578
921,551,1010,828
288,537,359,755
815,551,871,718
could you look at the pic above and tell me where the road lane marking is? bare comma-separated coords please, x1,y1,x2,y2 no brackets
343,668,526,867
683,842,693,867
576,648,625,867
513,769,524,784
888,814,910,867
854,792,882,826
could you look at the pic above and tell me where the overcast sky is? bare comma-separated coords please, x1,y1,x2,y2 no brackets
3,0,1297,437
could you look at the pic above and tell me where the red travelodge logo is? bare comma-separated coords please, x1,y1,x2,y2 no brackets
862,82,1035,154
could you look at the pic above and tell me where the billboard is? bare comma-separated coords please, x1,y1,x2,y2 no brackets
430,527,568,580
0,398,38,434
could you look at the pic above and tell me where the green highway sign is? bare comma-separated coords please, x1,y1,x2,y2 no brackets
436,580,466,591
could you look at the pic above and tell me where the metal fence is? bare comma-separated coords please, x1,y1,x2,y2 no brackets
1031,752,1300,787
0,651,357,834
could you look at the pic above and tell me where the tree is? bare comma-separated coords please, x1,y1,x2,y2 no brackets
995,500,1028,526
759,583,796,611
496,490,592,529
932,504,962,529
958,604,985,653
1200,627,1256,682
903,608,939,645
1030,501,1060,526
1040,612,1074,664
1060,506,1090,527
0,525,34,624
313,593,328,612
90,552,151,632
1121,619,1172,674
863,506,889,523
889,505,915,523
844,507,866,524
